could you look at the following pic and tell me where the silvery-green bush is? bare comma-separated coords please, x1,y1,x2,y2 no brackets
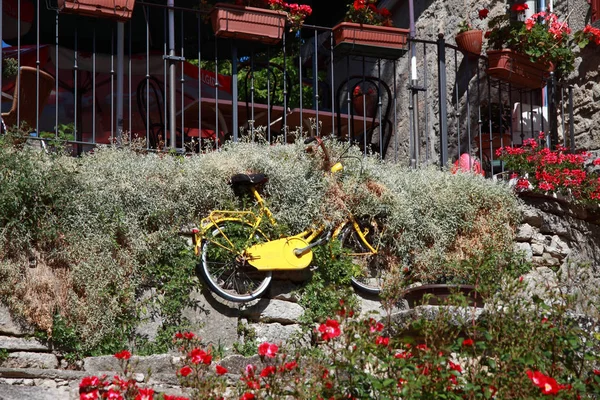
0,138,522,354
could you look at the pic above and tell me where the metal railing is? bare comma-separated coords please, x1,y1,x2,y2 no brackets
0,2,575,178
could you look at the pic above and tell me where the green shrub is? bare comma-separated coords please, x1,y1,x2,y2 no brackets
0,138,525,356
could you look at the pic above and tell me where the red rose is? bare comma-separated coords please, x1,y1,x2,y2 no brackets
478,8,489,19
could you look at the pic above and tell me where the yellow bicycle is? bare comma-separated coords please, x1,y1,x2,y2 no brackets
192,137,387,303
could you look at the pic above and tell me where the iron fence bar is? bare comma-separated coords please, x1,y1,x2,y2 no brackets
453,49,459,167
168,0,177,149
163,9,168,148
0,0,2,122
393,59,398,163
110,28,115,146
213,37,219,148
93,25,97,144
75,30,80,153
128,21,133,139
329,29,335,138
313,30,320,137
55,11,59,137
465,54,472,170
423,41,430,163
35,0,40,135
283,34,288,142
549,72,558,149
180,9,185,151
298,40,303,138
145,5,150,150
197,14,202,153
17,0,21,128
436,34,448,169
377,58,382,158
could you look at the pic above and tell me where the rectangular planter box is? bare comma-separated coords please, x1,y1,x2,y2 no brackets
210,3,287,45
57,0,135,21
486,49,551,90
332,22,409,59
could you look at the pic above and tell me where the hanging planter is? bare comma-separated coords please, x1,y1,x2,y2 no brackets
57,0,136,22
210,3,287,45
332,22,409,59
402,284,485,309
455,29,483,57
486,49,552,89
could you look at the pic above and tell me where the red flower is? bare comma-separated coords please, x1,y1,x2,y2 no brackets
183,332,195,340
375,336,389,346
189,348,211,365
114,350,131,360
178,365,193,377
353,0,366,10
135,388,154,400
448,360,462,373
416,343,430,351
593,158,600,166
257,342,279,358
526,370,566,395
511,3,529,12
216,365,228,375
103,389,124,400
80,376,100,389
318,319,341,341
370,321,384,332
462,338,475,347
240,393,255,400
478,8,489,19
174,332,184,339
284,361,298,370
163,396,190,400
260,365,277,378
80,390,100,400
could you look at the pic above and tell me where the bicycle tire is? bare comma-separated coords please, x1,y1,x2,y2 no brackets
200,221,272,303
339,219,387,295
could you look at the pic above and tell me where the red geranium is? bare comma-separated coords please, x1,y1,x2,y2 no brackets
114,350,131,360
343,0,393,26
318,319,341,341
257,342,279,358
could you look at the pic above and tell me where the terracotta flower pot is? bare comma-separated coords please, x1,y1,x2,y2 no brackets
486,49,552,89
402,284,485,308
332,22,409,59
455,29,483,56
210,3,287,45
57,0,135,21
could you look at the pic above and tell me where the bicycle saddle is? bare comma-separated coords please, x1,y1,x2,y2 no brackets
229,173,268,187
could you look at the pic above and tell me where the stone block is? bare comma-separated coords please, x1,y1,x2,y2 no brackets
0,336,49,352
2,352,58,369
516,223,534,241
241,299,304,324
252,322,304,346
0,305,31,336
83,354,176,375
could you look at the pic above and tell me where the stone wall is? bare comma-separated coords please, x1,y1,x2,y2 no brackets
1,195,599,398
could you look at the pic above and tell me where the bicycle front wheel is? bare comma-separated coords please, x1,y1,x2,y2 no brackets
200,221,272,303
339,219,387,295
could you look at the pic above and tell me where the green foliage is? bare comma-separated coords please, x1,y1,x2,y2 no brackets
0,348,8,365
298,242,359,325
233,321,258,357
0,138,524,357
2,57,18,79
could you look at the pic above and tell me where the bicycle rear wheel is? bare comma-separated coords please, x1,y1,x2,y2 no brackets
200,221,272,303
339,219,387,295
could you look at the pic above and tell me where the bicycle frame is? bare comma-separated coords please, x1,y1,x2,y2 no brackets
194,138,380,272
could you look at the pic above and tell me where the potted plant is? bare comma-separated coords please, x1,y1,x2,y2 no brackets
455,8,488,56
496,132,600,205
485,5,582,88
332,0,410,59
57,0,136,21
2,57,18,81
209,0,312,45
